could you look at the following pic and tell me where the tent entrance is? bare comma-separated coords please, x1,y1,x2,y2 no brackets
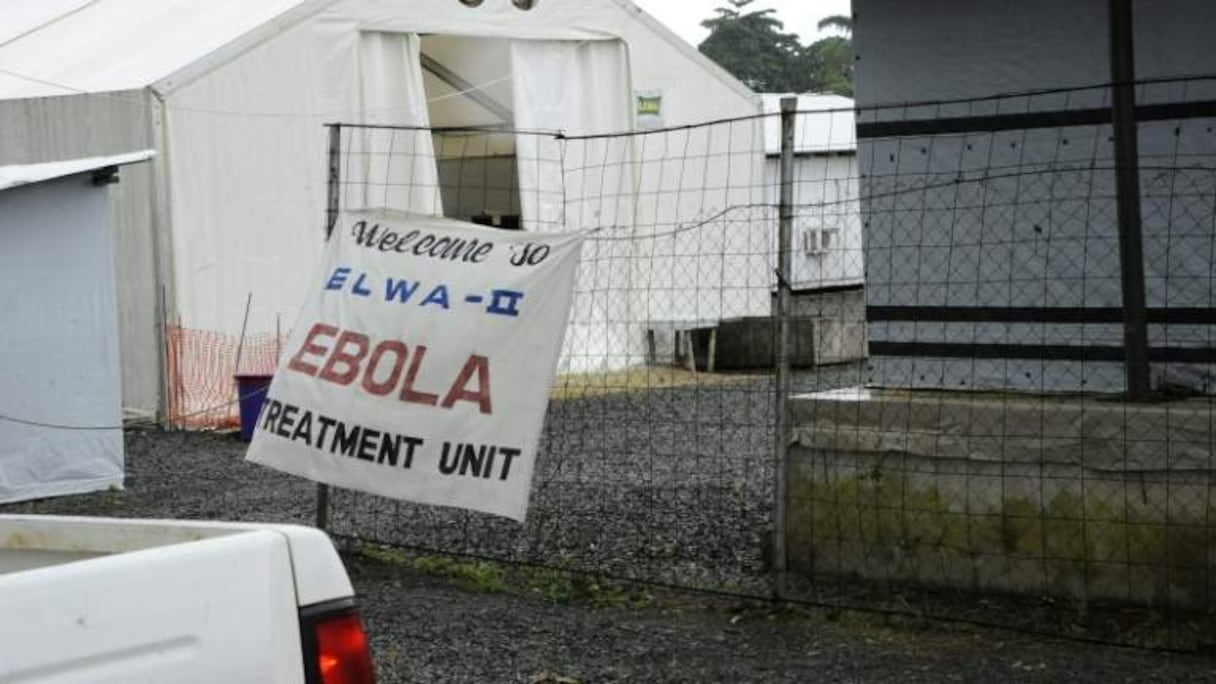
421,35,522,230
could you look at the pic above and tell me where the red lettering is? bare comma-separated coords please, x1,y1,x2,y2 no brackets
318,331,369,385
400,345,439,406
287,323,337,376
441,354,492,414
362,341,408,396
294,326,492,412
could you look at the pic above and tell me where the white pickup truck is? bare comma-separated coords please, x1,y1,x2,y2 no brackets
0,515,375,683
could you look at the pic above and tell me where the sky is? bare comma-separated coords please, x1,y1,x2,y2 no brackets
630,0,853,48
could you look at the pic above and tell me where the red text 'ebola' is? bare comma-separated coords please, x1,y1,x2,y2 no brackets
287,323,492,414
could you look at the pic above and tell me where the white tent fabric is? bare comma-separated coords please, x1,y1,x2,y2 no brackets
162,14,337,341
0,0,637,101
511,40,636,370
0,0,312,99
0,0,93,46
0,0,765,411
354,32,441,216
511,39,633,231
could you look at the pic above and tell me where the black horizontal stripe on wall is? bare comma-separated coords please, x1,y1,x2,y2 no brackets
791,282,866,296
869,341,1125,361
869,342,1216,364
867,306,1216,325
857,99,1216,138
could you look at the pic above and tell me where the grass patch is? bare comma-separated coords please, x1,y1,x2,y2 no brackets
549,365,756,400
360,546,508,593
356,545,653,608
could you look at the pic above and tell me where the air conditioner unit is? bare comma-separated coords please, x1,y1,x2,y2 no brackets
801,227,839,255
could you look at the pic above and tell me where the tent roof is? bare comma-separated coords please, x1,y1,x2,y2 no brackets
0,0,754,104
0,150,155,191
0,0,314,99
760,93,856,155
0,0,95,45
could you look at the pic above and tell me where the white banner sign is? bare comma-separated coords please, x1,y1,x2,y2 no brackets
246,210,583,520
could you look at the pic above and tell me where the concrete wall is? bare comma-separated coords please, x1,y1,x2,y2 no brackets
787,388,1216,609
789,287,867,366
657,288,868,370
688,318,816,370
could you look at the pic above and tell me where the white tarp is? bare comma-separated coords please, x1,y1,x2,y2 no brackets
0,169,126,502
511,39,639,370
246,210,583,520
511,39,633,231
354,31,442,216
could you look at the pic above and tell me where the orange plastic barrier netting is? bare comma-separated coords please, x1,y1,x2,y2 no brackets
165,325,287,428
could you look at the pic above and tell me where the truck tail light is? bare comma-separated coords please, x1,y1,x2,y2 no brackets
315,612,375,684
301,600,376,684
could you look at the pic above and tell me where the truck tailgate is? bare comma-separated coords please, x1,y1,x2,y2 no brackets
0,522,308,683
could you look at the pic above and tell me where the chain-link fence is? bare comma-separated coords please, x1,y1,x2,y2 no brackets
322,77,1216,651
790,77,1216,651
325,115,791,597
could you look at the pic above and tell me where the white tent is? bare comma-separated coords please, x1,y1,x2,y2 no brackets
0,150,153,502
0,0,766,420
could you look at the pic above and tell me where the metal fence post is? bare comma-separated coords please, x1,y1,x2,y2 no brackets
316,123,341,531
326,124,341,239
1109,0,1150,399
773,96,797,598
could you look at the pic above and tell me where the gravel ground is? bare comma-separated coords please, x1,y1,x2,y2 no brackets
328,375,781,593
326,368,864,593
4,428,1215,681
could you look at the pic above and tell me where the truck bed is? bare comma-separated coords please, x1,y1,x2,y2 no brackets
0,517,236,574
0,515,356,684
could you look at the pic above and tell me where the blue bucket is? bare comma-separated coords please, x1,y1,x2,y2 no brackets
235,374,274,442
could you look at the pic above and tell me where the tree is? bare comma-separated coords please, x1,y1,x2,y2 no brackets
698,0,812,92
816,14,853,34
697,2,854,96
804,15,854,96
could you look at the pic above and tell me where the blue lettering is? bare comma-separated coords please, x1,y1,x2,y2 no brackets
487,289,524,317
421,285,450,309
326,267,351,291
385,278,420,303
352,273,372,297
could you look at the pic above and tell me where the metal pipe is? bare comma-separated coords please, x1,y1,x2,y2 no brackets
317,124,342,530
326,124,341,239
